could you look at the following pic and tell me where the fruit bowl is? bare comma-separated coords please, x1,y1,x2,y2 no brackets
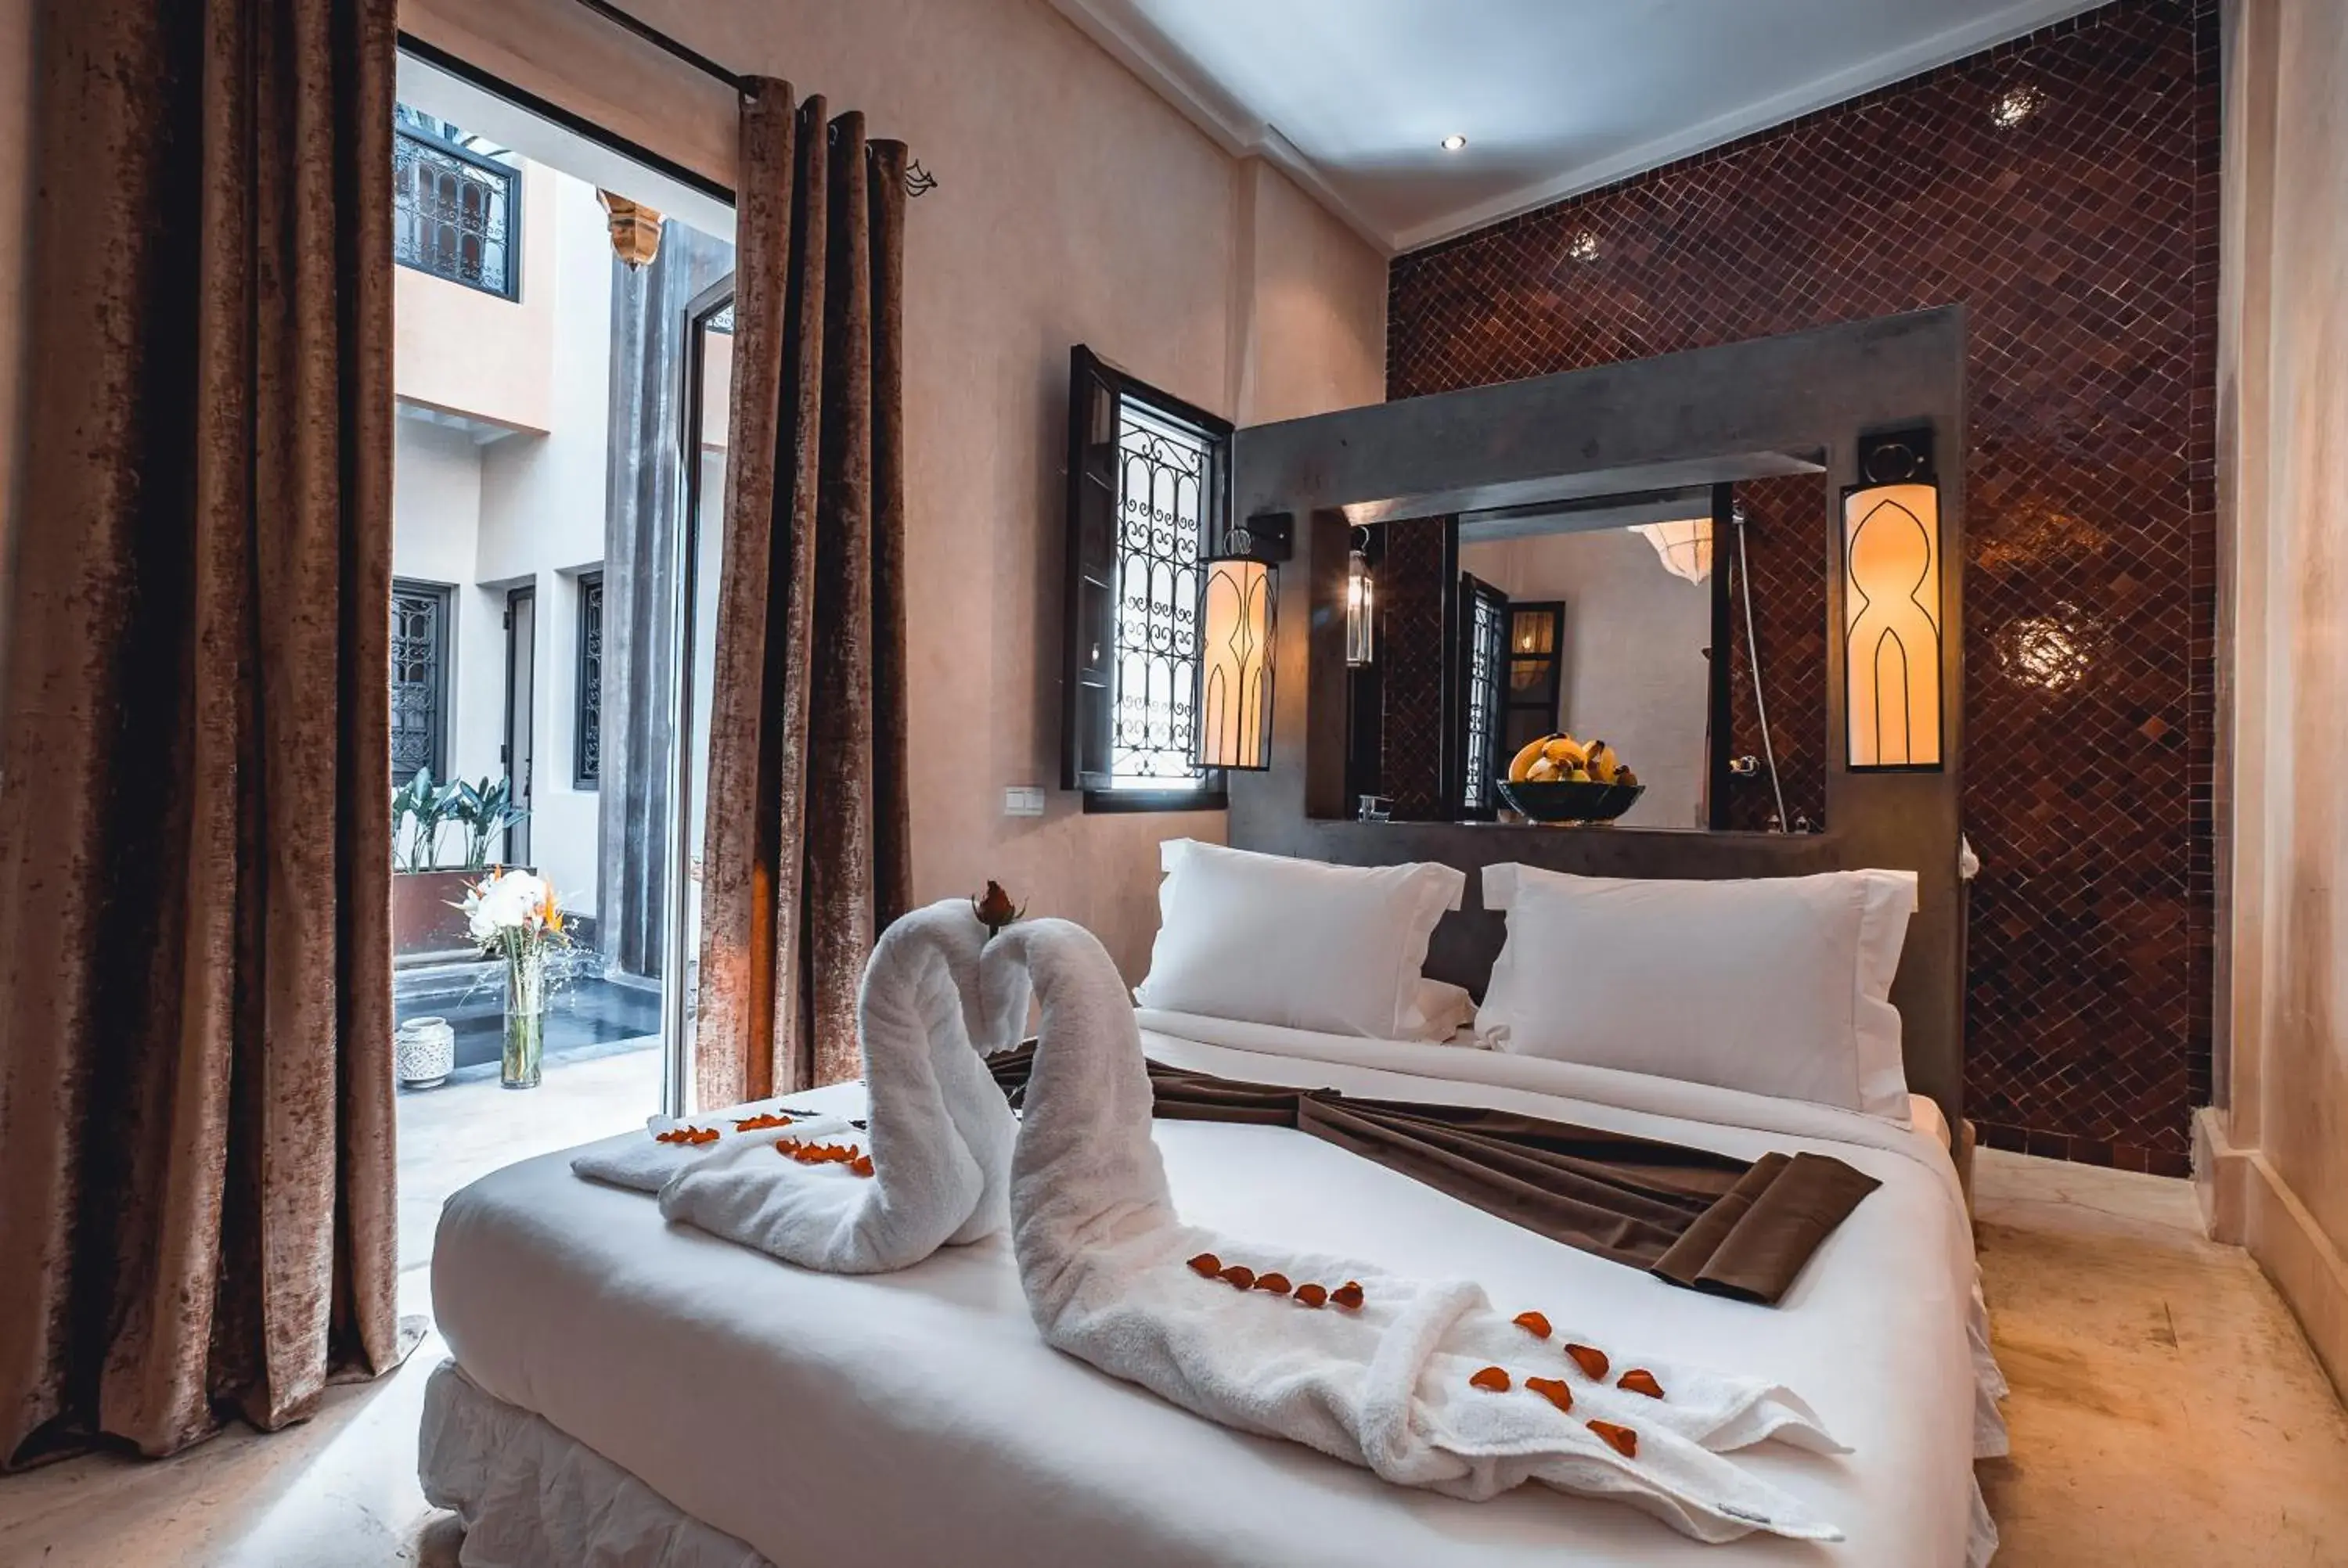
1495,777,1646,825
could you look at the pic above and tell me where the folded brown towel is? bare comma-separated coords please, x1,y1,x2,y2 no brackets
988,1045,1878,1307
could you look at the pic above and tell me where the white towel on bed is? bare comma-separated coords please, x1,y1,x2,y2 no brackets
984,917,1849,1546
569,1102,856,1196
657,899,1031,1271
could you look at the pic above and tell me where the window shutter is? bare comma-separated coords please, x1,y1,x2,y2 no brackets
1061,346,1122,791
1451,570,1509,818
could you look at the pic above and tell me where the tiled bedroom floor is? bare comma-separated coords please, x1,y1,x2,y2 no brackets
3,1150,2343,1566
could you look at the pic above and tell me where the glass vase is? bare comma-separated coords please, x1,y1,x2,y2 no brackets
502,944,546,1090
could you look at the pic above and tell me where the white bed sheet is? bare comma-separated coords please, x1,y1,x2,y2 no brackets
427,1015,1997,1568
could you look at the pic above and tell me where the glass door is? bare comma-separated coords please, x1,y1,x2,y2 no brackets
663,277,735,1116
385,40,739,1269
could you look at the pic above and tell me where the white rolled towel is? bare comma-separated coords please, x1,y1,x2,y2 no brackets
657,898,1031,1271
569,1100,855,1196
983,917,1848,1545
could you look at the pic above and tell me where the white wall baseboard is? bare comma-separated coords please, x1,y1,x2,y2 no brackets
2196,1107,2348,1402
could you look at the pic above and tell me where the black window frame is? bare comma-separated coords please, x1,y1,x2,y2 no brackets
392,104,524,302
574,569,603,789
1060,345,1233,815
1451,571,1509,819
390,577,455,784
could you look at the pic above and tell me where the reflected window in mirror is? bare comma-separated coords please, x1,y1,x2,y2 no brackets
1349,469,1831,834
1455,524,1712,830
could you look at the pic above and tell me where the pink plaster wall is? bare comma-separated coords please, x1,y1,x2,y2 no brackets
2216,0,2348,1394
610,0,1391,973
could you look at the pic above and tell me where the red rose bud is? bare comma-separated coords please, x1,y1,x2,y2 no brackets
972,880,1025,935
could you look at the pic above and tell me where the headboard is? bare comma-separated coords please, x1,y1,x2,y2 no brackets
1226,309,1969,1128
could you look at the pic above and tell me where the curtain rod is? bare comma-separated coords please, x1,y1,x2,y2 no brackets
566,0,938,194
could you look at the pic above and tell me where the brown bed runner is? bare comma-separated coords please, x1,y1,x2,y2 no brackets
987,1047,1878,1307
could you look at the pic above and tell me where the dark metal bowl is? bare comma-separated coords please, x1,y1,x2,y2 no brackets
1495,778,1646,825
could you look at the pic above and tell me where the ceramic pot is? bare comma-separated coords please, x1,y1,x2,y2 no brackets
395,1016,456,1089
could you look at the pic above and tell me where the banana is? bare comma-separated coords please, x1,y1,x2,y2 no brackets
1543,735,1588,767
1507,735,1554,783
1587,741,1618,784
1526,755,1561,782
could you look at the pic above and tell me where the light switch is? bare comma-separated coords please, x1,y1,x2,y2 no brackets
1003,786,1046,818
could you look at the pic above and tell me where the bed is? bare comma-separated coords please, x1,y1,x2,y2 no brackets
420,1009,2000,1567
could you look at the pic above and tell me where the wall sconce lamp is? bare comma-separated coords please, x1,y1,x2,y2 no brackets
1194,512,1289,771
1345,527,1376,667
1843,433,1943,770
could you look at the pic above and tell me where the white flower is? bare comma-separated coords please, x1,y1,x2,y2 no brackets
464,869,555,940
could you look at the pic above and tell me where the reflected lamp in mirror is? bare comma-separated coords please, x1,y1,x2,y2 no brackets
1345,533,1376,667
1842,440,1943,770
1195,550,1277,771
1633,518,1712,584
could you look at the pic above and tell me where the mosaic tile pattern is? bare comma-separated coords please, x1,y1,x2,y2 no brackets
1379,516,1450,820
1724,476,1831,834
1388,0,2216,1174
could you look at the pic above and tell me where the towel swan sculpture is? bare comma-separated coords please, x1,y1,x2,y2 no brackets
654,898,1032,1271
982,915,1854,1545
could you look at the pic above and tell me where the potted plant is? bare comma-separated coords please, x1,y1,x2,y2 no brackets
452,774,528,870
391,768,533,962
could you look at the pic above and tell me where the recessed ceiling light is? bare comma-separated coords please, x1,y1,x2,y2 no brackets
1440,134,1468,152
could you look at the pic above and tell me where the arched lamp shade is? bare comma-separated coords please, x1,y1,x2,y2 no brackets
1195,555,1276,770
1633,518,1712,584
1842,480,1943,769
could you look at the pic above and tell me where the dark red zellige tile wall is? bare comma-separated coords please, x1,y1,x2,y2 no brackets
1723,474,1831,835
1387,0,2217,1175
1378,516,1452,820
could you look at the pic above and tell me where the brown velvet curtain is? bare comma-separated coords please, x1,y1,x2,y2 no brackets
0,0,405,1466
696,83,912,1109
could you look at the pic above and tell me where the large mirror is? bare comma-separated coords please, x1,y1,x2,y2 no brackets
1343,462,1830,833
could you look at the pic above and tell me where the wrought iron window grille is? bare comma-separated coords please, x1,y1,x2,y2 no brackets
391,580,453,782
575,571,603,787
394,105,521,300
1107,400,1215,793
1460,588,1506,813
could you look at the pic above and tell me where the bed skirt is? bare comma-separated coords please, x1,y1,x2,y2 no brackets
420,1359,772,1568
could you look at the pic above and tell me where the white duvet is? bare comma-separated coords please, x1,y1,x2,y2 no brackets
425,1012,2004,1568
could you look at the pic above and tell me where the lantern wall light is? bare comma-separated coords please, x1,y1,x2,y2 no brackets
1194,512,1287,771
1345,527,1376,667
1842,433,1944,771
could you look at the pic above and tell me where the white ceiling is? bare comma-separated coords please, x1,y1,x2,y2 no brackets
1051,0,2105,253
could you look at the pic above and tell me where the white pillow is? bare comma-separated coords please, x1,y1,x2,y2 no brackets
1135,840,1466,1040
1478,864,1917,1118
